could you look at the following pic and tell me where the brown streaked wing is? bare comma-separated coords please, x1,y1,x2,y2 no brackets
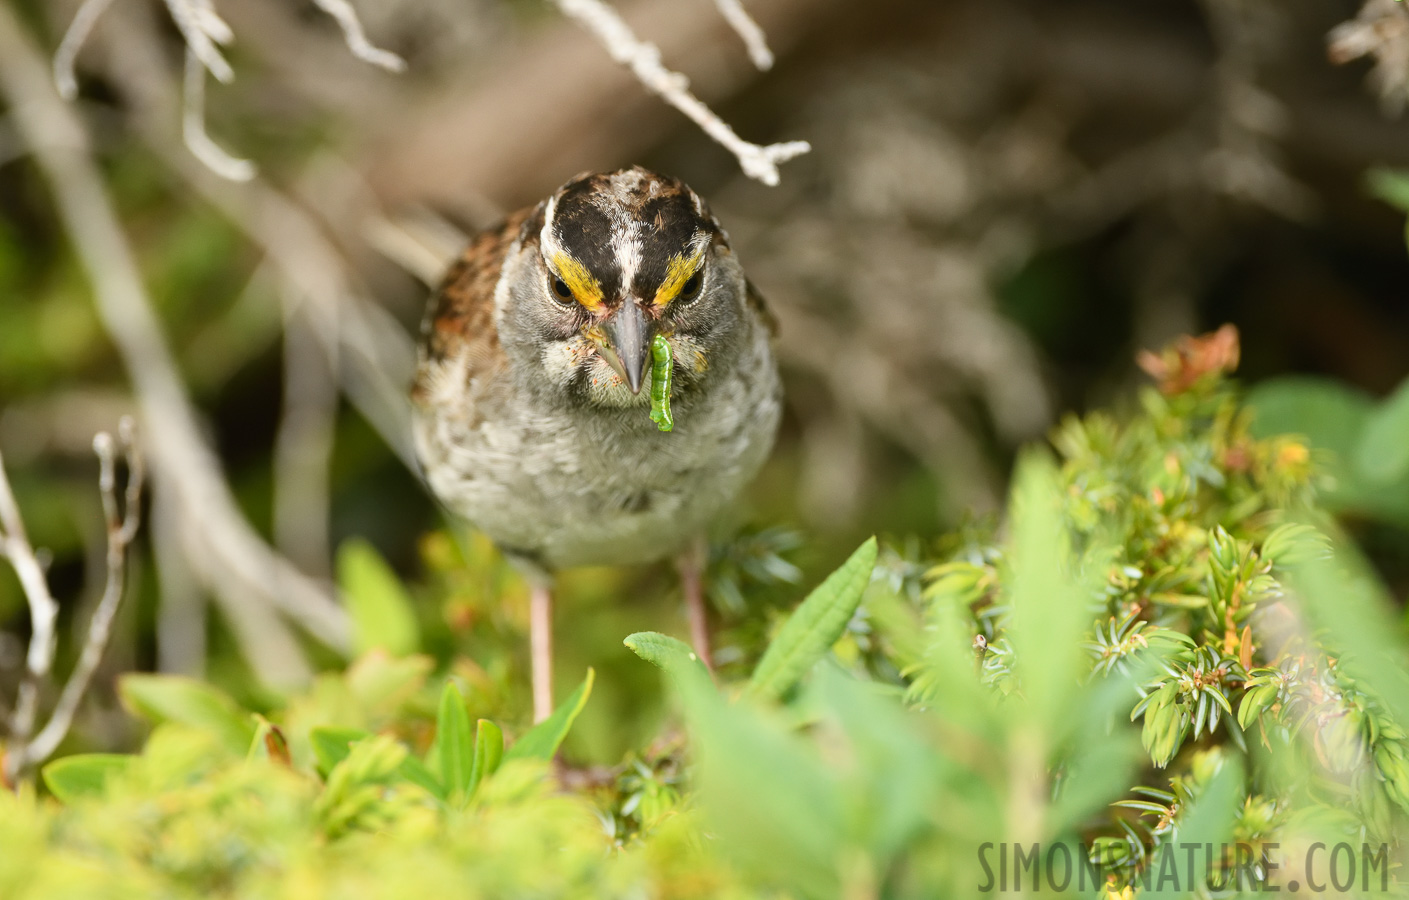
412,207,534,404
745,278,779,339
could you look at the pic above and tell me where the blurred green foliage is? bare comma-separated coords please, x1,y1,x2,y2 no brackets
3,336,1406,897
1245,170,1409,534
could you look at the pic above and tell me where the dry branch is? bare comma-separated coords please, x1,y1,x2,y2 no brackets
556,0,807,185
53,0,116,100
0,450,61,781
308,0,407,73
2,419,143,783
713,0,774,71
181,45,254,181
55,0,402,181
0,4,348,686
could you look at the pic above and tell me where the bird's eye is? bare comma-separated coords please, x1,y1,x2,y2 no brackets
679,270,704,303
551,276,574,303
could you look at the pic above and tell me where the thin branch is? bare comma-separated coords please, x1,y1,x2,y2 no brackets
0,446,61,780
182,46,254,182
89,2,421,469
53,0,117,101
272,284,338,577
308,0,406,73
157,149,420,471
161,0,234,83
556,0,809,185
0,5,348,686
18,419,145,772
152,485,205,677
58,0,401,184
713,0,774,70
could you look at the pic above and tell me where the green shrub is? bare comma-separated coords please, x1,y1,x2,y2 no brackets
8,330,1408,898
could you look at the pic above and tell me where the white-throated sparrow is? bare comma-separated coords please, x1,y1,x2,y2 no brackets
412,167,781,720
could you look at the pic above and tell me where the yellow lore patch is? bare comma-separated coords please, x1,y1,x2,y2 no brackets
552,253,604,310
652,249,705,307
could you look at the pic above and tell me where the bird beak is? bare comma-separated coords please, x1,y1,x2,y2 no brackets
594,299,653,394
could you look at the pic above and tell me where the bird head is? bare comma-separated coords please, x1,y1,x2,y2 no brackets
499,167,748,410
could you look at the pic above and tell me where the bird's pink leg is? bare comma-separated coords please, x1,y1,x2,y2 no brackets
530,581,553,722
677,538,714,674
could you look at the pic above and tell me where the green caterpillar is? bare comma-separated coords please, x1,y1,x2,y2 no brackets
649,334,674,433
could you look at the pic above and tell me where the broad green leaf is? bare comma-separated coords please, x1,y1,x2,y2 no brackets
1358,376,1409,484
1005,451,1091,731
813,668,937,863
504,669,595,762
41,754,130,803
434,682,474,801
1367,168,1409,256
345,653,434,716
1367,167,1409,214
337,538,421,657
678,660,844,898
1247,377,1409,527
310,726,371,779
397,754,444,799
1289,535,1409,730
468,718,504,797
624,632,708,677
1049,675,1149,835
746,537,878,701
118,674,255,756
311,725,442,798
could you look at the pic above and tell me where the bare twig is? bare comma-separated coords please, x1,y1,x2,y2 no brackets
273,284,339,577
0,5,348,685
182,46,254,182
53,0,116,100
556,0,809,185
151,486,205,677
55,0,401,182
0,447,61,780
714,0,774,70
1329,0,1409,114
308,0,406,73
162,0,234,83
15,420,145,774
85,1,420,471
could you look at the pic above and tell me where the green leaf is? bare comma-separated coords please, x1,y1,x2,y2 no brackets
337,538,421,658
118,674,255,756
1248,377,1409,528
812,668,938,863
345,653,434,715
433,682,475,801
397,754,444,799
746,537,878,701
1004,451,1092,731
1260,523,1330,569
623,631,708,677
677,661,844,898
41,754,130,803
310,726,371,779
1367,167,1409,214
1205,686,1234,717
1289,537,1409,730
468,718,504,797
504,669,595,762
312,725,442,798
1358,377,1409,484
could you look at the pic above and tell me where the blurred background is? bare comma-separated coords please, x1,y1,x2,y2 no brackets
1,0,1407,761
